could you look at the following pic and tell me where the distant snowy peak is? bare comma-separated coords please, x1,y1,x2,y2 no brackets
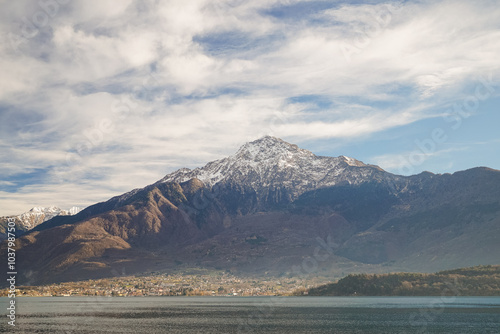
2,206,82,230
27,206,64,216
22,206,82,217
68,206,82,215
158,136,381,194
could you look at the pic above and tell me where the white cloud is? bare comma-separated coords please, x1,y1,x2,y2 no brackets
1,0,500,215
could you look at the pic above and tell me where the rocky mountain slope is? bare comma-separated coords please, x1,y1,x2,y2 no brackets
2,136,499,286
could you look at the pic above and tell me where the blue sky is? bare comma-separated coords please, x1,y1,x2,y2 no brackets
1,0,500,215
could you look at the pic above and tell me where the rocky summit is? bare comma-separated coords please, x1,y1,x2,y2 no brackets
2,136,500,285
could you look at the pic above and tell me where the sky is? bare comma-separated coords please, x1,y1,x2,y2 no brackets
1,0,500,215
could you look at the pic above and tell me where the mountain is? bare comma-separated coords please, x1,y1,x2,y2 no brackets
159,136,386,195
1,136,499,286
0,206,81,241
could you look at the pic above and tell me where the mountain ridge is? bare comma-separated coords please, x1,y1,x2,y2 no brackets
2,136,499,286
158,136,397,204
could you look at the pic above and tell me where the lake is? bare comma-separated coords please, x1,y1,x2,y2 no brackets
1,296,499,333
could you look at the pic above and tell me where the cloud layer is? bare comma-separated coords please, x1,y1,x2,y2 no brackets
1,0,500,215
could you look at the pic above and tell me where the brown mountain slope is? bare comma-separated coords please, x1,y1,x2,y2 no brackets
7,181,229,285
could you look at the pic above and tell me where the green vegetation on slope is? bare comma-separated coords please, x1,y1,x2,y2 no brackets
304,265,500,296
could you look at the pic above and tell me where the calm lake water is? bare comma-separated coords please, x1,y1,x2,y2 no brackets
1,296,499,333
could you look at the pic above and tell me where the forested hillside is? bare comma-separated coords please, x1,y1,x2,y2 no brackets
305,265,500,296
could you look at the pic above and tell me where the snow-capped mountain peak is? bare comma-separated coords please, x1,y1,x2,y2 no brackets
1,206,82,231
158,136,383,199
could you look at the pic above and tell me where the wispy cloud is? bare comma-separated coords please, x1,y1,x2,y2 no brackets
1,0,499,215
